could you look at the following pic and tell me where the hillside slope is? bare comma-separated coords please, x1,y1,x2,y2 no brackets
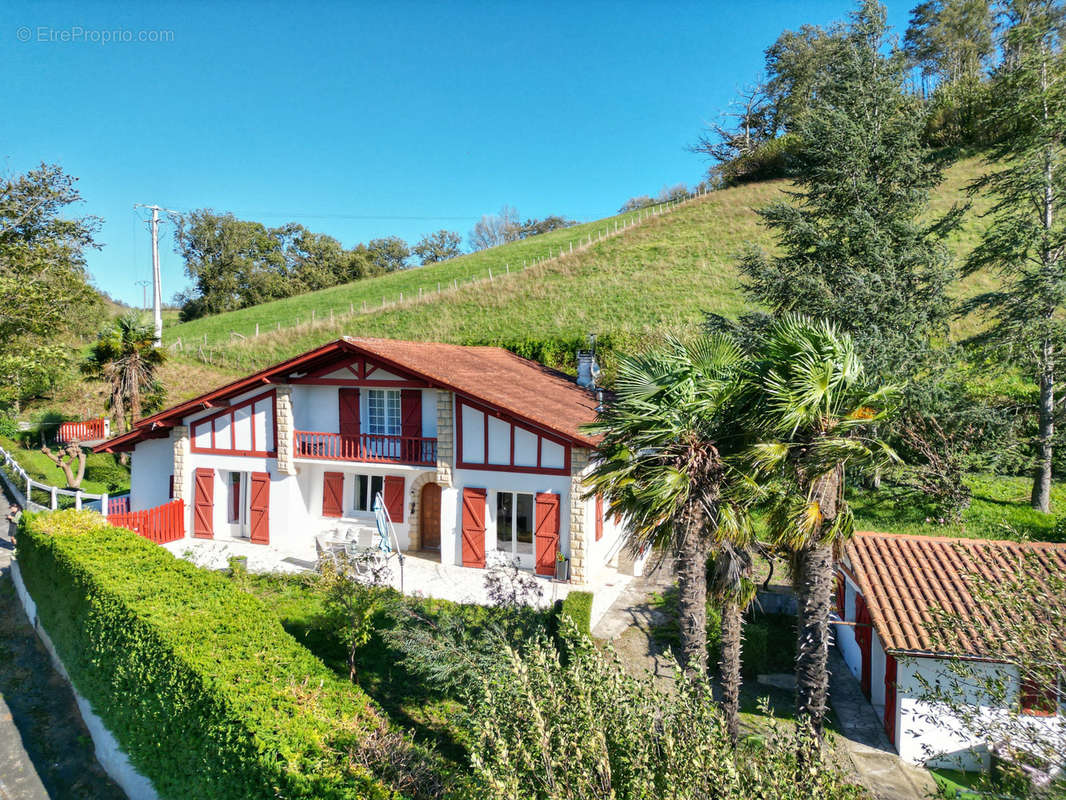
162,156,989,383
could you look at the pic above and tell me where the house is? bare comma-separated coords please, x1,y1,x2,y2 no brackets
835,532,1066,771
95,337,631,585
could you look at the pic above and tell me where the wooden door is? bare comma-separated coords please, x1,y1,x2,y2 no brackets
193,468,214,539
461,487,486,568
856,595,873,699
884,653,897,745
249,472,270,544
535,492,560,576
322,471,344,517
339,388,360,458
420,482,441,550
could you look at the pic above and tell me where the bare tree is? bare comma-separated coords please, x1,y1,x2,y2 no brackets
468,206,519,251
41,442,86,489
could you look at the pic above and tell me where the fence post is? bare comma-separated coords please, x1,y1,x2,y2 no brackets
350,302,354,313
75,490,82,511
488,268,493,281
26,475,31,503
50,486,57,510
255,323,259,336
101,492,109,516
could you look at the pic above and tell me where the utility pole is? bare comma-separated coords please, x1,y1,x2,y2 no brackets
134,203,178,346
135,280,151,309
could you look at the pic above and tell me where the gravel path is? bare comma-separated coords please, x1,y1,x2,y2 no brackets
0,492,127,800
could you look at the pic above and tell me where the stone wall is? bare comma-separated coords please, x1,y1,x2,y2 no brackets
274,386,296,475
171,426,189,501
568,447,590,585
405,471,438,552
435,391,454,487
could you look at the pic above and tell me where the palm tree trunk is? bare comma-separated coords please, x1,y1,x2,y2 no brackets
676,510,709,674
719,599,743,744
795,543,834,740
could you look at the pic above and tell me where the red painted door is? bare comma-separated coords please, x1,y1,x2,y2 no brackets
383,475,405,523
339,388,360,458
884,653,898,745
193,468,214,539
461,487,486,568
249,472,270,544
401,390,421,462
856,595,872,699
535,492,560,576
322,471,344,517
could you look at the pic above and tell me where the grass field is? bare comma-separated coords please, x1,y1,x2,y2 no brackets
158,155,995,379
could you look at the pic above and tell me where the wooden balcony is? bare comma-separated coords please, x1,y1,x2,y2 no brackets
294,431,437,466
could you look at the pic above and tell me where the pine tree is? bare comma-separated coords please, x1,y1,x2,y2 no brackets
963,0,1066,513
736,0,960,385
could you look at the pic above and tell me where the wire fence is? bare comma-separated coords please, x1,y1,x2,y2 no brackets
168,191,707,372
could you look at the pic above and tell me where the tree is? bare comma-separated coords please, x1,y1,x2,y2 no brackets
584,336,745,675
0,164,101,409
367,236,410,272
468,206,519,251
905,0,996,90
763,23,839,134
411,230,462,265
81,313,167,434
737,1,959,385
962,0,1066,513
741,315,896,741
40,442,86,488
691,81,777,185
275,223,347,292
513,216,576,239
709,536,758,744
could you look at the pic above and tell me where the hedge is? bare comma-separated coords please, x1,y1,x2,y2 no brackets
16,510,404,800
559,591,594,638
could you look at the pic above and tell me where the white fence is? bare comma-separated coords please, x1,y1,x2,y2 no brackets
0,442,118,514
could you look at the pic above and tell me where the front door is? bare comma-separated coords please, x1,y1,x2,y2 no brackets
420,482,441,550
884,654,898,745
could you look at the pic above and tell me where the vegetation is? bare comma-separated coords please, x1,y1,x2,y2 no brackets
0,435,128,495
16,511,438,799
558,590,594,638
81,312,167,434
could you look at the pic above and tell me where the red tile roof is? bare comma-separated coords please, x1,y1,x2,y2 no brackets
97,337,600,452
842,531,1066,659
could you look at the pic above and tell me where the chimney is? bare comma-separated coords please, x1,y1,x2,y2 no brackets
576,333,600,390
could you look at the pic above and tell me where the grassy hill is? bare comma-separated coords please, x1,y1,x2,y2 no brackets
161,156,991,383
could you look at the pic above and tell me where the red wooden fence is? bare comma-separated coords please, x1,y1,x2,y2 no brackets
107,499,185,544
57,418,107,443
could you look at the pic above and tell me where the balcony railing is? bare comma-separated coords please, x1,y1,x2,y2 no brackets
294,431,437,466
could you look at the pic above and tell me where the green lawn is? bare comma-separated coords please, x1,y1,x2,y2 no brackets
850,473,1065,542
0,436,129,497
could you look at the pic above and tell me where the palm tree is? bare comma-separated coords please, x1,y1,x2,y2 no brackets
740,315,896,741
584,336,744,674
82,312,166,433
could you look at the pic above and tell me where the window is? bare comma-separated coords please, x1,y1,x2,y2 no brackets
353,473,385,512
228,472,242,524
367,389,401,436
1021,677,1059,717
496,491,534,559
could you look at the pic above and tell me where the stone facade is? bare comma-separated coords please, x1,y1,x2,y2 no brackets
171,426,189,500
274,386,296,475
435,391,454,487
405,471,438,552
568,446,591,585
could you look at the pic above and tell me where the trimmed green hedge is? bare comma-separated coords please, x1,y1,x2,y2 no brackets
559,591,594,638
16,510,400,800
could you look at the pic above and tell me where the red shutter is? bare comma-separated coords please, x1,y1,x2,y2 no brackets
535,492,560,576
339,388,360,459
193,468,214,539
249,472,270,544
401,390,422,463
322,471,344,518
595,494,604,542
383,475,405,523
461,487,486,568
856,595,872,699
884,654,897,744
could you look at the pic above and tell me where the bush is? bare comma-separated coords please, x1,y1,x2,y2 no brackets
559,591,594,638
16,510,433,800
742,613,796,677
82,453,130,492
742,622,769,678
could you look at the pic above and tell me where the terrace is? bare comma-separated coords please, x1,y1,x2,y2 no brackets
294,431,437,466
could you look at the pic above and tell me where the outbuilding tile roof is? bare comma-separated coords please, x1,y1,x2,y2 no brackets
842,531,1066,659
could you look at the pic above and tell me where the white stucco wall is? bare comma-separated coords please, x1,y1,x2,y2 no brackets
836,577,863,680
129,436,174,512
448,467,573,568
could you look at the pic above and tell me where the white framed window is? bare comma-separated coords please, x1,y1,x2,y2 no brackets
367,389,401,436
353,473,385,512
496,491,535,560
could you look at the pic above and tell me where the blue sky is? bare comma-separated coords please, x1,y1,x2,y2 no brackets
2,1,911,307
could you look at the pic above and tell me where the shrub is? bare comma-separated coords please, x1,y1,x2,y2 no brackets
16,510,437,800
559,591,594,638
742,622,769,678
82,453,130,492
742,613,796,677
